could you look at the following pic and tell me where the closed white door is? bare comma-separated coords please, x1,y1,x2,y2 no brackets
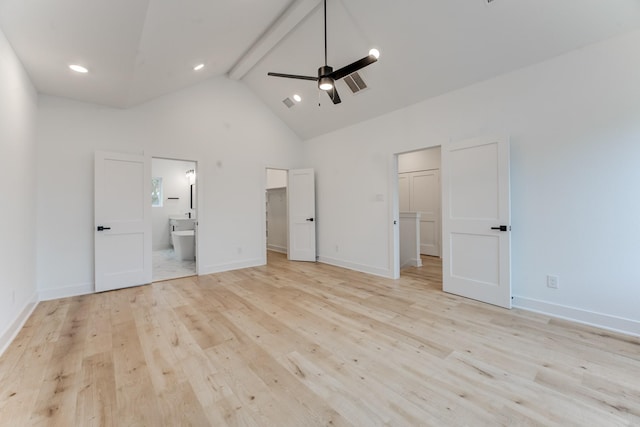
411,170,440,257
288,168,316,262
95,151,151,292
442,136,511,308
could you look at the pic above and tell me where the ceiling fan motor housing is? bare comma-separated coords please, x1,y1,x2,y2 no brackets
318,65,333,77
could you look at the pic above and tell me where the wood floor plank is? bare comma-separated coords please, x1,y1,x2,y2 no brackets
74,351,116,427
1,251,639,426
28,295,95,426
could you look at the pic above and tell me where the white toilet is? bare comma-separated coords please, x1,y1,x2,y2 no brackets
172,230,195,261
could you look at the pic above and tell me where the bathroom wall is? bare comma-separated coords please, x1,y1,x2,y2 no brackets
36,75,303,299
0,27,39,353
152,158,195,250
302,29,640,335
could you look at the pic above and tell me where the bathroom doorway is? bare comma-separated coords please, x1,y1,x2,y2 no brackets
152,158,198,281
265,168,288,264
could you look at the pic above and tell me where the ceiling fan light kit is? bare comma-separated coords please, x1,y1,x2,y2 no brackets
318,73,334,91
267,0,378,105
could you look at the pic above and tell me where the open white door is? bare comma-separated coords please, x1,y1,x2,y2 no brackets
95,151,152,292
442,136,511,308
288,168,316,262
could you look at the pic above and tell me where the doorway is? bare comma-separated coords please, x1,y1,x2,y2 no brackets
265,168,288,263
393,137,512,308
396,147,443,282
151,158,198,281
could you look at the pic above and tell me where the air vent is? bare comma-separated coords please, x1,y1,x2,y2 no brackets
282,97,295,108
344,72,368,94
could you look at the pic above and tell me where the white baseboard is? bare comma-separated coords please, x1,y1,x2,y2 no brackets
512,296,640,337
200,258,264,275
0,292,38,356
39,282,94,301
318,256,393,279
267,245,287,254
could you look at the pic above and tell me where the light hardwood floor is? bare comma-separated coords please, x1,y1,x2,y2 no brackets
1,252,639,426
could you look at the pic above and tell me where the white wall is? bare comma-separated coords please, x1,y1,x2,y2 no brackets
266,168,287,189
151,158,195,250
398,146,441,173
303,29,640,335
36,76,303,299
0,27,39,352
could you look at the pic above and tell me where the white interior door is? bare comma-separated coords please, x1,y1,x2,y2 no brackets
288,168,316,262
95,151,151,292
442,136,511,308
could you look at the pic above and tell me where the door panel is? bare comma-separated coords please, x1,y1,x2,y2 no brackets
95,151,151,292
442,137,511,308
450,233,500,285
288,168,316,262
449,143,499,220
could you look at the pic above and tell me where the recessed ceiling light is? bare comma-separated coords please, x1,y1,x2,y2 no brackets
69,64,88,73
193,64,205,71
369,48,380,59
293,94,302,103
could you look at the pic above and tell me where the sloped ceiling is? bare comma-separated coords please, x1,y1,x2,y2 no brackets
0,0,293,107
1,0,639,139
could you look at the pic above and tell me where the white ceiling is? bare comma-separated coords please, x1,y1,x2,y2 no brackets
1,0,639,139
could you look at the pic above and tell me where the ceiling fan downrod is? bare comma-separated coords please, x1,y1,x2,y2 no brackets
324,0,328,67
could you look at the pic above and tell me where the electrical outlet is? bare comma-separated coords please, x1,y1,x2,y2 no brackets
335,245,339,253
547,275,559,289
237,247,243,255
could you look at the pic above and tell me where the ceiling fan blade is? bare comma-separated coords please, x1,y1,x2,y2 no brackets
267,72,318,81
326,86,341,104
329,55,378,81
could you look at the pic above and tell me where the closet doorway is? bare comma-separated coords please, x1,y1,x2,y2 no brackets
396,147,443,282
151,158,198,281
265,168,288,263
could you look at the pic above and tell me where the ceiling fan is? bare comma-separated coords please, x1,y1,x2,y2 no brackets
267,0,379,105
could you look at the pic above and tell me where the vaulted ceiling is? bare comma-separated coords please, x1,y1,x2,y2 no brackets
1,0,639,139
